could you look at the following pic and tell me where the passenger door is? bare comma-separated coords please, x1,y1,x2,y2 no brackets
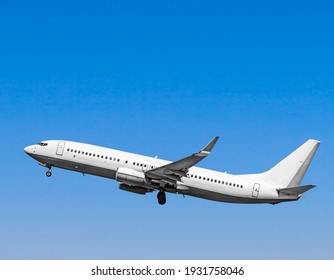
252,183,260,198
56,141,66,156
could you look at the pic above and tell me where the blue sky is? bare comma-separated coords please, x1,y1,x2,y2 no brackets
0,0,333,259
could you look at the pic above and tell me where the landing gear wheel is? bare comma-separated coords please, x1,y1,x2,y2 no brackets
157,190,166,205
46,170,52,177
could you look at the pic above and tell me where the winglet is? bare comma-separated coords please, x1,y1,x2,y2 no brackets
201,136,219,154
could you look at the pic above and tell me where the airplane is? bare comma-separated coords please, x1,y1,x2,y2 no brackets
24,137,320,205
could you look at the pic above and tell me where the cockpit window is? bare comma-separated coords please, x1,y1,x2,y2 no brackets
37,142,48,146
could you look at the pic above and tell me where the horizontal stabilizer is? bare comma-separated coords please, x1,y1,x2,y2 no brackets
277,185,316,195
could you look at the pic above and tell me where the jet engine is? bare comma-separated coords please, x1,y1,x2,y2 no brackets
119,183,149,195
115,167,146,185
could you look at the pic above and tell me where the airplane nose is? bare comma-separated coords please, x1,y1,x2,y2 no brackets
24,145,34,155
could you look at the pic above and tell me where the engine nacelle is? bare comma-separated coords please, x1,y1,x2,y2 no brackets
115,167,146,185
119,183,148,195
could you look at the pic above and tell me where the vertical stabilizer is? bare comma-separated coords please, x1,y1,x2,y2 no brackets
261,139,320,188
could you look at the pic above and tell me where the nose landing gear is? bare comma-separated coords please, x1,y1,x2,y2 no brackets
46,168,52,177
157,190,166,205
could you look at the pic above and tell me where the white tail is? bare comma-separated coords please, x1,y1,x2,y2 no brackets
240,139,320,188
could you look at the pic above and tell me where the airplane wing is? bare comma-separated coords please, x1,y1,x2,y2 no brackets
145,136,219,185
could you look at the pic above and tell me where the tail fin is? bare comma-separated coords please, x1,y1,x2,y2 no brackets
240,139,320,188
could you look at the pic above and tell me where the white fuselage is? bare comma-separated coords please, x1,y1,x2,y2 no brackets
24,140,299,204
